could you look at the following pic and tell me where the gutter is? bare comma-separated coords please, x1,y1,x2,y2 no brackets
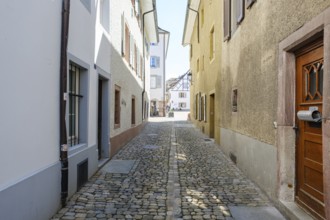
141,6,157,120
182,0,200,46
59,0,70,207
188,7,199,43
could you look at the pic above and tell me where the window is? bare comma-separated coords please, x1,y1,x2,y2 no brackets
200,95,205,121
190,45,193,59
201,55,205,71
121,13,125,56
210,27,215,60
151,75,162,89
100,0,110,32
131,96,136,125
223,0,231,41
232,89,238,112
231,0,238,34
201,8,204,27
197,58,200,72
125,24,130,62
130,35,134,66
80,0,91,13
195,94,199,119
150,56,160,68
237,0,244,24
246,0,256,8
115,85,121,127
136,49,140,76
140,56,143,78
224,0,245,41
150,76,157,89
156,76,162,88
179,103,187,108
179,92,186,98
182,82,189,90
68,64,83,146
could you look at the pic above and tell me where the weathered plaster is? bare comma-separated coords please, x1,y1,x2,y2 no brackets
278,6,330,219
188,0,222,144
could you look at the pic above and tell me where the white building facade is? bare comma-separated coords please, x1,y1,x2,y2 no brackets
150,28,170,117
109,0,158,156
0,0,111,219
167,72,191,111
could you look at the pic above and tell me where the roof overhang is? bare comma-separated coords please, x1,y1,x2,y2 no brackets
182,0,200,46
141,0,159,43
158,27,170,58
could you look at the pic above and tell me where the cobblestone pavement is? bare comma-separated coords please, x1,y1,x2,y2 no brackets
52,117,282,220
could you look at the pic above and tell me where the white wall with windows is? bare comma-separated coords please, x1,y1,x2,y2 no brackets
167,73,191,111
149,28,169,116
0,1,111,219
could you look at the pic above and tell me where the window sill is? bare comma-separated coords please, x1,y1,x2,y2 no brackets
114,124,120,129
68,143,87,156
210,58,215,64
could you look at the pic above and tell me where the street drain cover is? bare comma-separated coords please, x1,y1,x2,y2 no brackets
204,138,214,142
228,206,286,220
144,145,161,149
147,133,158,136
102,160,138,174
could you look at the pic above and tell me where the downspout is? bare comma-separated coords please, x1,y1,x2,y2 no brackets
188,6,199,43
59,0,70,207
162,32,166,117
142,8,155,120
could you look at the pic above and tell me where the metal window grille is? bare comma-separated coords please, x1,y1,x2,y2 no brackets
69,64,83,146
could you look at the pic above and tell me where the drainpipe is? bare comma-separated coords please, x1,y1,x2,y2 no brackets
142,8,155,120
59,0,70,207
162,32,166,117
188,6,199,43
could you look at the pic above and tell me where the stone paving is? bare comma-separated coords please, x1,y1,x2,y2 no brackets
52,117,284,220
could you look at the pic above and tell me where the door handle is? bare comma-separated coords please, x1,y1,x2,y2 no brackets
293,125,299,136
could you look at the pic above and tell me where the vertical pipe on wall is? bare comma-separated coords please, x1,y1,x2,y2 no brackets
59,0,70,207
142,8,155,120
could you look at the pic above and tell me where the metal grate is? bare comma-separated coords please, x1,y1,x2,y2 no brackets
229,152,237,164
77,159,88,190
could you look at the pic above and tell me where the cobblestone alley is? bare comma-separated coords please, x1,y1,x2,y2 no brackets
52,114,286,220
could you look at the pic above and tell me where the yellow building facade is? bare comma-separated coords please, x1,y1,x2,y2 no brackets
183,0,222,144
184,0,330,219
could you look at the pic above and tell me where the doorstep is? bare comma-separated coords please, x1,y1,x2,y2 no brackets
278,201,314,220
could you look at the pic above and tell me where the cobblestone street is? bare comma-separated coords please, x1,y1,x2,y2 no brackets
52,114,285,220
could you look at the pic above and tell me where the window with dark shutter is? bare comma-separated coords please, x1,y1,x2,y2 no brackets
121,13,125,56
223,0,231,41
237,0,244,24
125,25,130,62
246,0,255,9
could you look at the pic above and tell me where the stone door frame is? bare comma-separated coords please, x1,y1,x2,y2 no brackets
277,7,330,219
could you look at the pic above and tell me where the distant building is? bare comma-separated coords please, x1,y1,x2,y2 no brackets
150,28,170,117
166,71,190,111
109,0,158,155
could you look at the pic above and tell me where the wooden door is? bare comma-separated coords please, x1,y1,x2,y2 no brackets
97,79,103,160
296,44,325,219
209,94,215,138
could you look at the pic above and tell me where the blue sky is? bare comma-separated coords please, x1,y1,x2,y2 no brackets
156,0,190,80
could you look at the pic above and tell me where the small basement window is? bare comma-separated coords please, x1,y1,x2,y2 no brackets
232,89,238,112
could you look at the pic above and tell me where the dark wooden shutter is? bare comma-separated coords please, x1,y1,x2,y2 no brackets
121,13,125,56
237,0,244,24
246,0,255,9
223,0,231,41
